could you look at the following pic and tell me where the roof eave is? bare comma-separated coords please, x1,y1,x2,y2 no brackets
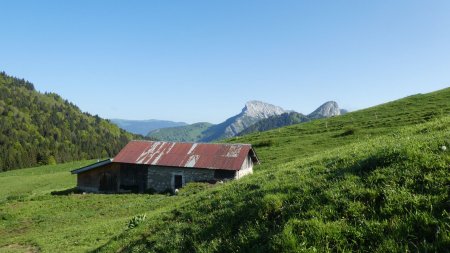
71,159,113,174
114,162,241,171
249,148,261,164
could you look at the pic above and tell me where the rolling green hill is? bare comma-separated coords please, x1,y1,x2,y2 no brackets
0,72,141,171
104,87,449,252
0,87,449,252
147,122,213,142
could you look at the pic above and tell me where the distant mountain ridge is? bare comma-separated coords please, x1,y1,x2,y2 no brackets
148,122,213,142
111,119,187,136
237,101,343,136
147,100,287,142
148,100,346,142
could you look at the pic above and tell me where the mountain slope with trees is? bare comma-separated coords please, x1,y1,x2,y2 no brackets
0,72,141,171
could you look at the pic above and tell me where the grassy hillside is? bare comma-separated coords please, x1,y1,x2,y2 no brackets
0,72,141,171
0,88,449,252
147,122,213,142
93,88,449,252
0,161,176,252
102,116,449,252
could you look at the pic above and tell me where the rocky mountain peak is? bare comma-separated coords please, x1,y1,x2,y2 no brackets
242,100,286,118
308,101,341,119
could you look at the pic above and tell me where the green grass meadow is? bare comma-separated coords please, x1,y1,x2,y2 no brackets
0,88,449,252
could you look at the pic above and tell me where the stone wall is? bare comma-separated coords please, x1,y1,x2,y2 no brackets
147,166,215,192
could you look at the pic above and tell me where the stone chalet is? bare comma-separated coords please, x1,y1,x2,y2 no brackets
71,140,259,193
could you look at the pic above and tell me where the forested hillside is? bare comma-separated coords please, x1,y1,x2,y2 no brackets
0,72,140,171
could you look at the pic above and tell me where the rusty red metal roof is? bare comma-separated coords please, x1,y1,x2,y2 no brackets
113,140,258,171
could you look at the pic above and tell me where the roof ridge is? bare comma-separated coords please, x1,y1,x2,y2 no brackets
130,140,251,146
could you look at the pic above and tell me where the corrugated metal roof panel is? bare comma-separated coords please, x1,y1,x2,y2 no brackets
113,141,256,171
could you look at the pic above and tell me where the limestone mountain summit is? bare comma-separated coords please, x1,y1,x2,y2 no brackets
307,101,341,119
242,100,286,118
199,101,288,142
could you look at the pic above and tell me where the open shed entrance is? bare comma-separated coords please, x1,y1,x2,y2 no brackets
119,164,147,193
174,175,183,189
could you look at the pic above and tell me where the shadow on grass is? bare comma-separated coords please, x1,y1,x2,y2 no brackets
51,187,81,196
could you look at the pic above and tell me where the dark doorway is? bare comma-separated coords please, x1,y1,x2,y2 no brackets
214,170,236,180
99,172,117,192
119,165,147,193
174,175,183,189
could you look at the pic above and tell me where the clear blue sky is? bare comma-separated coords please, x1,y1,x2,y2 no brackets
1,1,449,124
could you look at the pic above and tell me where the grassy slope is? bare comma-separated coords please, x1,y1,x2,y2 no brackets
0,160,93,203
99,88,450,252
0,161,191,252
0,88,449,252
104,117,449,253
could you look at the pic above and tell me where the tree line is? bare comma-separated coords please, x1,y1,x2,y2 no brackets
0,71,145,171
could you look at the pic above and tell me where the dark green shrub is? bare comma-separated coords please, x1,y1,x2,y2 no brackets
253,139,274,148
338,127,357,137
